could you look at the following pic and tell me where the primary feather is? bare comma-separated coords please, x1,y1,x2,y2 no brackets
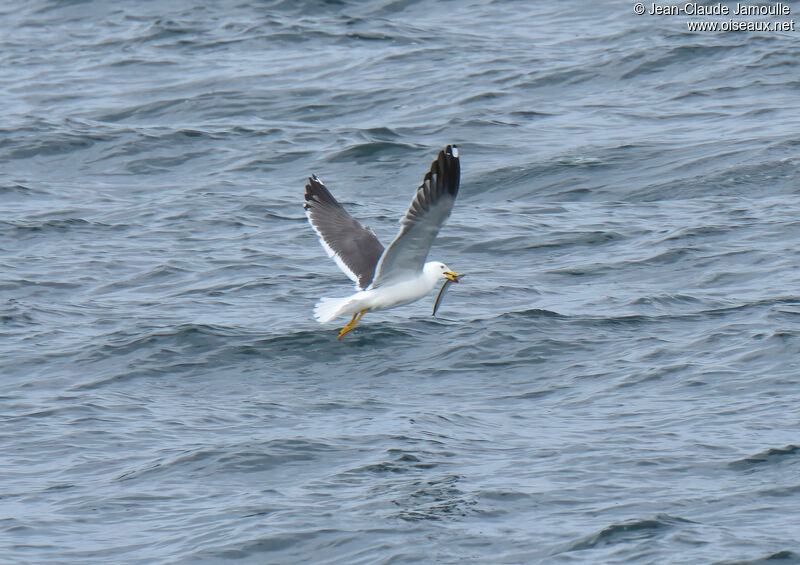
371,145,460,287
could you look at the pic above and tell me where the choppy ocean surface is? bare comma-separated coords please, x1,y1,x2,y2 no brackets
3,1,800,563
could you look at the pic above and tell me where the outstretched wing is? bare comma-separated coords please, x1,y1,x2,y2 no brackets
371,145,460,288
304,175,385,290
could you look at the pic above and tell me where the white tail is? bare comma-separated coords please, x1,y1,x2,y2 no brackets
314,296,351,323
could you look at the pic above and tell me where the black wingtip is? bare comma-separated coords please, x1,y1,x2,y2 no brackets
439,145,459,170
428,144,460,196
305,174,331,204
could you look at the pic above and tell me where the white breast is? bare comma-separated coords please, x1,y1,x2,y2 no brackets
362,274,438,312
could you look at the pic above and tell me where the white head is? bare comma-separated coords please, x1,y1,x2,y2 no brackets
423,261,462,283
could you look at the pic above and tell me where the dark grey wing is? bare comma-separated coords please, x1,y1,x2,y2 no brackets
371,145,460,287
304,175,385,290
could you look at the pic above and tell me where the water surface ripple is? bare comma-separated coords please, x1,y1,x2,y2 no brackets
3,1,800,563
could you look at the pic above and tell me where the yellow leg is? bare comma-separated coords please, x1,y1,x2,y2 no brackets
338,309,367,340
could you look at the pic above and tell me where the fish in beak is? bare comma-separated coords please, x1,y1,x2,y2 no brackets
443,270,463,283
433,272,465,316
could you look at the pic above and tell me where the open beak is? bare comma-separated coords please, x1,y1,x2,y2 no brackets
443,271,463,283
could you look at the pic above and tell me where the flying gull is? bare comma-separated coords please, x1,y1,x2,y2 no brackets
304,144,463,339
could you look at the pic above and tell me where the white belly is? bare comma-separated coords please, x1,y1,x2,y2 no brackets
360,275,436,312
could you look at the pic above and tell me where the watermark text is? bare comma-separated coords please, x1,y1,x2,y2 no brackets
633,2,795,31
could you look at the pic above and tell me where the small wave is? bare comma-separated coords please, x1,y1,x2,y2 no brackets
2,218,123,237
4,131,113,161
663,224,734,242
620,44,738,80
718,550,800,565
71,323,239,367
0,279,80,291
0,182,42,194
635,247,699,266
492,388,559,401
92,263,192,294
96,97,191,123
0,303,36,327
519,68,596,89
562,514,695,553
116,438,336,482
509,110,552,120
125,150,214,174
630,293,705,307
326,141,418,164
700,298,800,318
497,308,568,321
70,321,420,390
728,445,800,472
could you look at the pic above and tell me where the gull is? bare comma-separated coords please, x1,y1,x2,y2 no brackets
304,144,463,339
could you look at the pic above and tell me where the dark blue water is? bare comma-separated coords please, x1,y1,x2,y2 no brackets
3,1,800,563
